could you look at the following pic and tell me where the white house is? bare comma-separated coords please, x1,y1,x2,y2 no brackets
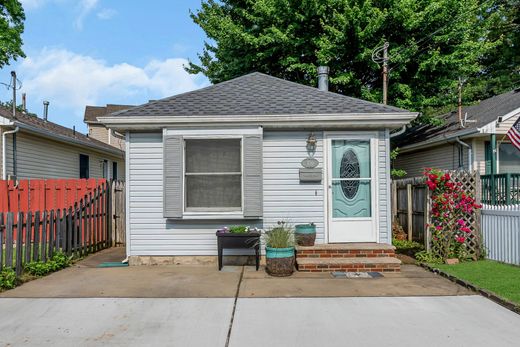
100,70,417,270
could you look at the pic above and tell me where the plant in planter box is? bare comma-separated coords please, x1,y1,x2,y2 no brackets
264,221,295,277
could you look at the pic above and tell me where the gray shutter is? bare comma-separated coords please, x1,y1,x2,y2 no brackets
163,135,183,218
243,134,263,218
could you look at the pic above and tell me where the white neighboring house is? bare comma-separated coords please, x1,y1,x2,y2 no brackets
99,71,417,263
0,107,125,180
394,89,520,177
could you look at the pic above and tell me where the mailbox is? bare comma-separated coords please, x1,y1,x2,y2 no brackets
299,168,322,182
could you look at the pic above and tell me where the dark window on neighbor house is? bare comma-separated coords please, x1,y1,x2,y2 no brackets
498,143,520,173
457,144,464,169
79,154,89,179
112,162,118,180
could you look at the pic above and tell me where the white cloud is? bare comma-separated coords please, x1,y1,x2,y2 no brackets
18,48,208,117
96,8,116,20
20,0,51,10
74,0,98,30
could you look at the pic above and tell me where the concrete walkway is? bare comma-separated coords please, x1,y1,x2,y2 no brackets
1,296,519,346
1,248,471,298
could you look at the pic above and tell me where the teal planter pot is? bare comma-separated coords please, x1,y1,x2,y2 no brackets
295,224,316,234
265,246,295,259
265,246,295,277
295,223,316,246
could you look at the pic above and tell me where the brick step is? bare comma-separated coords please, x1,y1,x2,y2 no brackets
296,243,396,258
296,257,401,273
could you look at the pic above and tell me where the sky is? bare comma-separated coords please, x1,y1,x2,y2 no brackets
0,0,210,132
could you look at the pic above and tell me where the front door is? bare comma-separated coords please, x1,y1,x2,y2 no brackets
327,136,376,242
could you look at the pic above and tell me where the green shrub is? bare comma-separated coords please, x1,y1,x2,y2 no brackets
24,252,72,277
264,221,295,248
415,251,443,264
392,238,424,256
0,268,17,290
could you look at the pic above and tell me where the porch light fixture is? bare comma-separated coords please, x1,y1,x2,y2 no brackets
306,132,317,155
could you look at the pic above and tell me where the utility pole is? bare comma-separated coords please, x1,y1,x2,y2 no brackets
382,42,389,105
372,42,390,105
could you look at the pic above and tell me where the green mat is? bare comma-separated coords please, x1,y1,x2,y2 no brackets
97,262,129,268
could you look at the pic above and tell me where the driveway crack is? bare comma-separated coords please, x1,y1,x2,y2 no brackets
225,266,244,347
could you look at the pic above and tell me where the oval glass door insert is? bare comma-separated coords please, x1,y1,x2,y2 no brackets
340,149,360,199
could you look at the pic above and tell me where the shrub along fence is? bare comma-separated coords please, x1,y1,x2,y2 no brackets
0,181,112,276
481,204,520,265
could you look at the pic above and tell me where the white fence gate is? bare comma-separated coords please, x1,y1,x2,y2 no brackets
481,204,520,265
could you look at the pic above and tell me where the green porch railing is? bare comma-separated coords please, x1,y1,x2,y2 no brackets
481,173,520,205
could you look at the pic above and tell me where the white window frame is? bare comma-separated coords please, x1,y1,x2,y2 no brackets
183,135,244,214
165,127,262,219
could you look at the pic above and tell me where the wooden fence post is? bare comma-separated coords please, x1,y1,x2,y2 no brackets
25,212,32,264
0,213,4,269
407,184,413,242
33,211,40,261
15,212,23,275
5,212,14,268
425,187,431,252
391,181,397,223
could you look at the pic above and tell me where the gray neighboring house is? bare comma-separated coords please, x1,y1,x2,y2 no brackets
84,104,133,151
0,107,125,180
100,71,417,260
394,89,520,177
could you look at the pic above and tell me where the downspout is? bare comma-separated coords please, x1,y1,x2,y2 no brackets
390,125,407,138
2,126,20,179
455,137,472,172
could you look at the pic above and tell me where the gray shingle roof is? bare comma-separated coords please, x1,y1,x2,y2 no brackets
84,104,134,123
0,107,124,155
395,88,520,148
109,72,408,118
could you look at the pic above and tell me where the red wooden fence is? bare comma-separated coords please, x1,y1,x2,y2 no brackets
0,179,106,214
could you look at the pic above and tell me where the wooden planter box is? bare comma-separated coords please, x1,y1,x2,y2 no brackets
216,231,260,271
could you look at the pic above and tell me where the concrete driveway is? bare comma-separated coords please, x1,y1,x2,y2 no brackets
1,296,520,346
1,249,519,346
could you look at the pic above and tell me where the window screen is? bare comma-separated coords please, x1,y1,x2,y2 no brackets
499,143,520,173
185,139,241,210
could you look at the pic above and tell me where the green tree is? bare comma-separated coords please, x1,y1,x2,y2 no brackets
188,0,516,119
0,0,25,68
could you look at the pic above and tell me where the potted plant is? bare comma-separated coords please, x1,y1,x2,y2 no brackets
215,226,261,270
264,221,295,276
295,223,316,246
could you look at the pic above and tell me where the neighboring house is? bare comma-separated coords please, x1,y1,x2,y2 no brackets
100,70,417,263
0,107,125,180
84,104,133,151
394,89,520,177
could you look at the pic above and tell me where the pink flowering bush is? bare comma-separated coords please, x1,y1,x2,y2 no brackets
424,168,482,261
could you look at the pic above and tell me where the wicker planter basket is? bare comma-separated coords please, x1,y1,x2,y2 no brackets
295,224,316,246
265,247,295,277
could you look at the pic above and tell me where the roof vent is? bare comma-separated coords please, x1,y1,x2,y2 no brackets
317,66,329,91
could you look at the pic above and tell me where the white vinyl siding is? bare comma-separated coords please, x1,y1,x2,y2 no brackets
496,113,520,135
395,143,469,178
263,131,325,243
127,129,392,255
3,131,125,180
379,129,391,244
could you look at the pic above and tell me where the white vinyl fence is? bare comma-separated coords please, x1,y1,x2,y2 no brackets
481,204,520,265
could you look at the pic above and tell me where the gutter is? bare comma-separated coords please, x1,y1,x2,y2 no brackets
455,137,472,171
399,127,480,153
2,126,19,179
13,121,124,157
99,112,419,131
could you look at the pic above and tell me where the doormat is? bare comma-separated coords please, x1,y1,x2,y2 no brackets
330,271,383,279
97,262,129,268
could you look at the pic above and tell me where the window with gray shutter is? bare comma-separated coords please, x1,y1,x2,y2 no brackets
163,131,263,219
243,134,263,218
163,135,184,218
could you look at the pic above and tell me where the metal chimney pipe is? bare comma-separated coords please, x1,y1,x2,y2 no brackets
43,101,49,121
22,93,26,113
317,66,329,91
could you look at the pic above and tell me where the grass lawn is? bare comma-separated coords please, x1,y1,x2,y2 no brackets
434,260,520,305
